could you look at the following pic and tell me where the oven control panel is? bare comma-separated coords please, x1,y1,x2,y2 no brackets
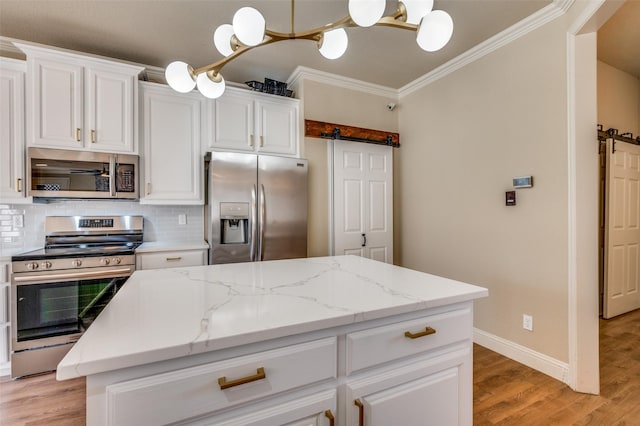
12,254,135,273
79,218,114,228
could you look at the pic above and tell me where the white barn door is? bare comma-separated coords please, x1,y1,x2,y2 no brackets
333,141,393,263
604,138,640,318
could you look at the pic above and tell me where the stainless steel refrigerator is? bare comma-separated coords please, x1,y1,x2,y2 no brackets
205,151,308,264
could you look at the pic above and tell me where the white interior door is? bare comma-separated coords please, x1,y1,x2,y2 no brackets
604,138,640,319
333,141,393,263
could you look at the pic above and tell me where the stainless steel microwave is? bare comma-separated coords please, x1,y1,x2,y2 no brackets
27,147,139,199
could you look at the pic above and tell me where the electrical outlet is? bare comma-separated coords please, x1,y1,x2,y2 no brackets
12,214,24,228
523,314,533,331
178,214,187,225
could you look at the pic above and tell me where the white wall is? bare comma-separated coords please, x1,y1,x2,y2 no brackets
397,16,571,362
597,60,640,135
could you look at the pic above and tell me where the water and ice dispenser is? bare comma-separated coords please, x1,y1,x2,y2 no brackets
220,202,249,244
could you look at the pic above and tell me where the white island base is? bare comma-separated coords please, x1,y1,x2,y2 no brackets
57,256,487,425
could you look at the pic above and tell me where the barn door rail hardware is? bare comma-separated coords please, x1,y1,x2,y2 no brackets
597,125,640,154
305,119,400,148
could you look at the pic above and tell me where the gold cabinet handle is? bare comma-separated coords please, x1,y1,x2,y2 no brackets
76,128,81,142
146,183,151,195
165,257,182,261
91,129,96,143
324,410,335,426
249,134,254,147
218,367,266,390
354,399,364,426
404,326,437,339
259,135,264,147
16,178,22,192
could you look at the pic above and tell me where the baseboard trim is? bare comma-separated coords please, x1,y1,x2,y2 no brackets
474,328,569,385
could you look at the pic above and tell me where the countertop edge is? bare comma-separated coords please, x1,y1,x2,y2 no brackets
56,287,488,380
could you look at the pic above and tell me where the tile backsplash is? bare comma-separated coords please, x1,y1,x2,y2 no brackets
0,201,204,257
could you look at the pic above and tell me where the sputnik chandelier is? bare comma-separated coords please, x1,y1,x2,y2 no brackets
165,0,454,99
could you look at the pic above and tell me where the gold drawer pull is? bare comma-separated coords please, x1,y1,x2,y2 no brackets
76,128,81,142
354,399,364,426
404,326,437,339
324,410,335,426
91,129,96,143
16,178,22,192
218,367,266,390
165,256,182,261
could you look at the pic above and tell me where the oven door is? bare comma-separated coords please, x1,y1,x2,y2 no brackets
11,265,134,352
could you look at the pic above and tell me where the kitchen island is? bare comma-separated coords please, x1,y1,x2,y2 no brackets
57,255,487,425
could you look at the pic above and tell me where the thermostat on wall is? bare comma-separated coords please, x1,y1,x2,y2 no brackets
513,176,533,188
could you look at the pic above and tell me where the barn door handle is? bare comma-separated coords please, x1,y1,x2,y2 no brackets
361,233,366,247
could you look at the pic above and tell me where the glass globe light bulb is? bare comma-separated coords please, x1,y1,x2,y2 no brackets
318,28,348,60
348,0,385,27
400,0,434,25
214,24,235,57
165,61,196,93
416,10,453,52
232,7,265,47
196,72,226,99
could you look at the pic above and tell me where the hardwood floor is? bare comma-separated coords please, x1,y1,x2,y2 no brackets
475,308,640,425
1,309,639,425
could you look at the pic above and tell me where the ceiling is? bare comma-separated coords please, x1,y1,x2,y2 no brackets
0,0,637,89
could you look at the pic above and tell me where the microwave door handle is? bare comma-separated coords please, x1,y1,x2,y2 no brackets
109,155,116,197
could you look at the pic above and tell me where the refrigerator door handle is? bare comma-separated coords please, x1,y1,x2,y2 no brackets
259,184,266,261
250,184,258,261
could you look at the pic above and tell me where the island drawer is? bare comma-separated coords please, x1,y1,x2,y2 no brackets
346,306,472,374
135,249,207,270
105,337,337,426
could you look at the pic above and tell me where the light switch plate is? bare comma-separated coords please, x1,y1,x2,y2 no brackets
178,214,187,225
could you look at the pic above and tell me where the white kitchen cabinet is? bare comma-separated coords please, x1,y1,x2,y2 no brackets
83,303,474,425
193,390,337,426
15,43,143,153
0,259,11,376
135,241,208,270
139,82,205,205
207,87,299,157
103,338,337,425
0,58,30,204
346,347,470,426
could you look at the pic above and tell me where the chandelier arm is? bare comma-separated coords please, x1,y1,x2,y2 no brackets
192,9,414,77
193,37,280,75
373,16,417,31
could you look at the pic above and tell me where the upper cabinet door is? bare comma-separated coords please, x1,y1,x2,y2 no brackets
29,58,83,149
140,83,204,205
256,98,298,156
205,87,300,157
85,67,136,152
0,59,30,203
211,91,254,152
17,43,144,154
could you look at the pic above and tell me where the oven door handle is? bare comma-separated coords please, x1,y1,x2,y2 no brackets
13,267,134,284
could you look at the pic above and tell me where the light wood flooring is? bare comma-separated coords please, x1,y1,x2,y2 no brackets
1,309,640,425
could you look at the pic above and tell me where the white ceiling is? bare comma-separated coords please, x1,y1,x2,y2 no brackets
0,0,637,88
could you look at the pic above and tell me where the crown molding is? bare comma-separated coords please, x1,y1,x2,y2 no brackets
287,66,398,99
399,0,576,98
0,37,26,58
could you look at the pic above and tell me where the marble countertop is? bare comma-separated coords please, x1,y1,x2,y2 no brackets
135,241,209,253
57,256,488,380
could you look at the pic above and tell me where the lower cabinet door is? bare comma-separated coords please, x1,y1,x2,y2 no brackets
346,345,472,426
189,389,337,426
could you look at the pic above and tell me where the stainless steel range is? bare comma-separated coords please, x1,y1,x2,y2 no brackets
10,215,143,378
